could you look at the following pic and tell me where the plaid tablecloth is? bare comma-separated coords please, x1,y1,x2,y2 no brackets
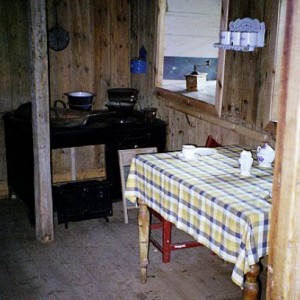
125,146,273,288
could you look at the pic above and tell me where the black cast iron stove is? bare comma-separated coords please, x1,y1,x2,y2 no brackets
3,105,167,227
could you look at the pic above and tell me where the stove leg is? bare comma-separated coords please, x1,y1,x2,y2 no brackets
8,187,13,199
243,263,261,300
138,198,150,284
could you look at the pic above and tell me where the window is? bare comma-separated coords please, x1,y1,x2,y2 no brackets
155,0,229,116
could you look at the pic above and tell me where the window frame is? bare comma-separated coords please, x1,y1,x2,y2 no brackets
154,0,230,117
259,0,284,133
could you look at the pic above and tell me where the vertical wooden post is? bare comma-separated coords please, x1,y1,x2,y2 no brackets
138,198,150,283
215,0,229,117
70,148,76,181
267,0,300,298
154,0,167,88
30,0,54,243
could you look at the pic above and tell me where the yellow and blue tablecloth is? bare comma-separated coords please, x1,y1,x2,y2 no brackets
125,146,273,288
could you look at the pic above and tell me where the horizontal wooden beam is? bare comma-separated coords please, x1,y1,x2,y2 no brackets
155,87,218,116
167,101,272,142
52,168,106,183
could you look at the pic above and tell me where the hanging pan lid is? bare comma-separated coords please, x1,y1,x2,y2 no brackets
48,1,70,51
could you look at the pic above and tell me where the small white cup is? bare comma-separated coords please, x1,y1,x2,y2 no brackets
240,32,258,47
182,145,196,160
220,31,231,45
230,32,241,46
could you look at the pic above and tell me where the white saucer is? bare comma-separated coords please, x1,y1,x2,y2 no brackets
177,148,217,160
195,148,218,156
177,153,197,160
258,163,273,168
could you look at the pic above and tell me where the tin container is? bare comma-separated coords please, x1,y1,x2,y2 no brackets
130,58,147,73
143,107,157,123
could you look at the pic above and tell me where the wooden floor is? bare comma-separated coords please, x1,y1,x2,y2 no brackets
0,198,267,300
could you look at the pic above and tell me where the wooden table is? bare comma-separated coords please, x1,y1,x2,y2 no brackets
125,146,273,300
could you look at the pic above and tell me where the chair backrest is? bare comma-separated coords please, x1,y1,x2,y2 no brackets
205,135,222,148
118,147,157,169
118,147,157,223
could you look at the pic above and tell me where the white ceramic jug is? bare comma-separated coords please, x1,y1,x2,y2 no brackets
238,150,253,176
257,143,275,167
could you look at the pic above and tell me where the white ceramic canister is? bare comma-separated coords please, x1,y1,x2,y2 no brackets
230,32,241,46
240,32,258,47
220,31,231,45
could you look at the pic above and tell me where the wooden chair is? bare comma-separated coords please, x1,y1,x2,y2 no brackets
118,147,158,224
118,147,202,263
205,135,222,148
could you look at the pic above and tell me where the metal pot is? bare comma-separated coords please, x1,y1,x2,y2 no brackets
68,102,93,112
105,101,135,112
107,88,138,103
51,100,90,128
64,91,95,105
143,107,157,122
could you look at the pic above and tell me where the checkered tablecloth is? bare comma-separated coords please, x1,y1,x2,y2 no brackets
125,146,273,288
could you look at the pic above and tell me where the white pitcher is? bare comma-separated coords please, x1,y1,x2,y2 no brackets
257,143,275,168
238,150,253,176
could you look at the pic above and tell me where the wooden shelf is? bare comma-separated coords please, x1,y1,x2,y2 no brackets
214,43,255,52
214,18,266,52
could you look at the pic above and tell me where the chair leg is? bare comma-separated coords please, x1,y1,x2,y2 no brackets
123,198,129,224
162,220,172,263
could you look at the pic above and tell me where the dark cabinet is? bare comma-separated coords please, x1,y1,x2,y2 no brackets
105,125,166,200
3,115,35,214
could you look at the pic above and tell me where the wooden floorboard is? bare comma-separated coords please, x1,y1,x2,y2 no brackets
0,198,267,300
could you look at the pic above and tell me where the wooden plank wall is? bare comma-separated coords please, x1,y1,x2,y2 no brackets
0,0,32,197
222,0,265,125
130,0,158,110
47,0,130,106
47,0,131,183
